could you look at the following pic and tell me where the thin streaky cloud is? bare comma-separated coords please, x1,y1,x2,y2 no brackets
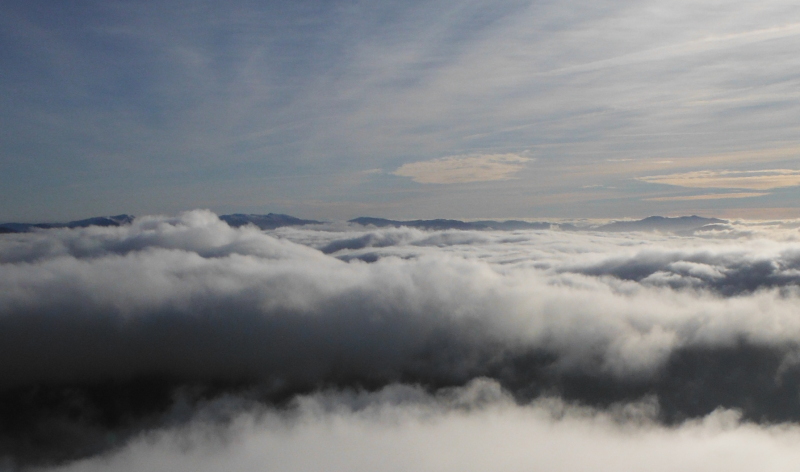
645,193,770,201
639,169,800,190
393,153,532,184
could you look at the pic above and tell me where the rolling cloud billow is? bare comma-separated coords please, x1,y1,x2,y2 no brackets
5,211,800,470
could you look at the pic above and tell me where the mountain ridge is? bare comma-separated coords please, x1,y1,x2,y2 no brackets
219,213,322,230
0,213,727,234
347,215,725,233
0,215,135,233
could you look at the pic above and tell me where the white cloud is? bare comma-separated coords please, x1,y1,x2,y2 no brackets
42,381,800,472
393,153,531,184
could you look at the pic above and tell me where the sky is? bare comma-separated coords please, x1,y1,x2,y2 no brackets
3,0,800,221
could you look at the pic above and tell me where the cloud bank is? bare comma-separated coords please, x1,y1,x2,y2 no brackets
4,210,800,469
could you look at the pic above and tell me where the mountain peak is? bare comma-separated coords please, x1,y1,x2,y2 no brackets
219,213,322,230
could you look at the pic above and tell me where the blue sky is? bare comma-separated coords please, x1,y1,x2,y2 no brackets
3,0,800,221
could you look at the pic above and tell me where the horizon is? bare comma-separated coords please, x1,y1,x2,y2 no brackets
0,209,781,226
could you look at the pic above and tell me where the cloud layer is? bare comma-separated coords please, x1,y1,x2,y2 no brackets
4,211,800,468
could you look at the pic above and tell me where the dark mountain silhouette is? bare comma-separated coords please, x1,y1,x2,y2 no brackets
0,215,134,233
348,217,553,231
219,213,322,230
0,214,728,235
347,216,726,233
596,216,726,233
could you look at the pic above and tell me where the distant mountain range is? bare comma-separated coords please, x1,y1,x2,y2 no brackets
594,215,726,232
0,213,726,234
0,215,135,233
348,215,725,233
348,217,555,231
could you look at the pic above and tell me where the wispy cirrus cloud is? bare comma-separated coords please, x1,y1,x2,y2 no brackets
639,169,800,190
393,153,531,184
645,192,769,202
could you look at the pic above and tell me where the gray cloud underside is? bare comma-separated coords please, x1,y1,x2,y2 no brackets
5,211,800,467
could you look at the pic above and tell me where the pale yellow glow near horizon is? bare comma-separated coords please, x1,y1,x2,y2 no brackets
393,153,532,184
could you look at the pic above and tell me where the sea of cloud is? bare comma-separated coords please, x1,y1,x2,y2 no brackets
4,210,800,470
